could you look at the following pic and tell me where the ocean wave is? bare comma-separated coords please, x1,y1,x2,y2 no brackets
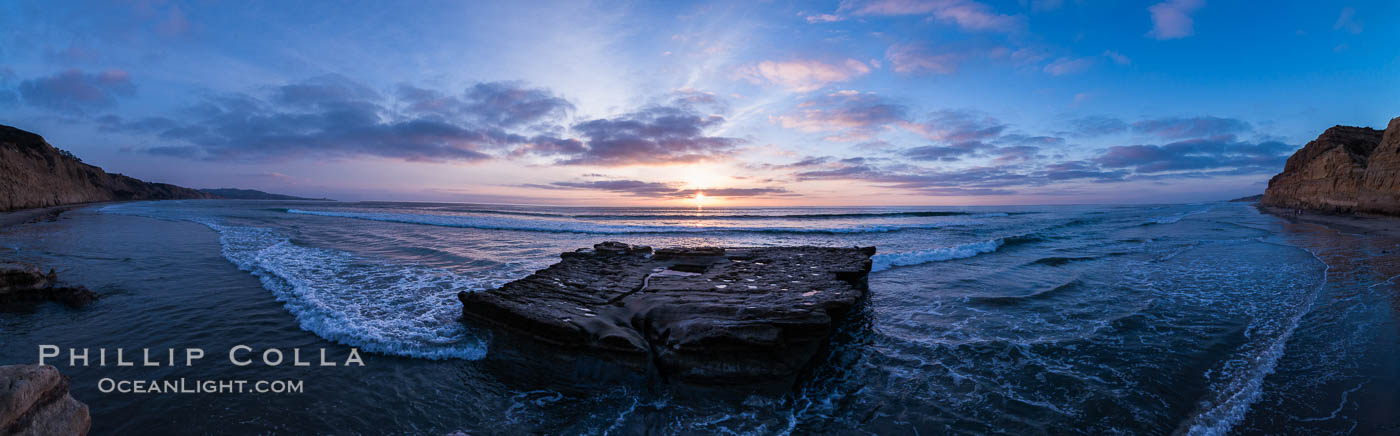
286,209,982,234
1146,208,1210,225
969,278,1082,305
204,222,490,360
423,208,1018,220
573,211,1012,220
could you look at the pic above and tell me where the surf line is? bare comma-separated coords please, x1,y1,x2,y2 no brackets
1172,247,1330,436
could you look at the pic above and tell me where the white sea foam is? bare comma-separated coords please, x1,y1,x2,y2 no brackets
286,209,979,234
1173,248,1329,436
871,239,1006,272
209,221,490,360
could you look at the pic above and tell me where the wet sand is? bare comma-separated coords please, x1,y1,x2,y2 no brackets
0,203,110,229
1256,204,1400,239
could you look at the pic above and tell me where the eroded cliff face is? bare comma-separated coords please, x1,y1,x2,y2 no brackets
0,124,213,212
1358,117,1400,214
1261,118,1400,214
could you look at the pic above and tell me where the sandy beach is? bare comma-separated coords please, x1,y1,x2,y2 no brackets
1255,204,1400,239
0,203,108,229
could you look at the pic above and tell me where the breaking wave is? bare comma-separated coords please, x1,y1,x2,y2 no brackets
209,221,491,360
871,235,1043,272
286,209,987,234
430,208,1015,220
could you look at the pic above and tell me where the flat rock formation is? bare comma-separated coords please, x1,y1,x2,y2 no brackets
459,242,875,385
0,124,214,212
1262,116,1400,215
0,264,98,308
0,364,90,435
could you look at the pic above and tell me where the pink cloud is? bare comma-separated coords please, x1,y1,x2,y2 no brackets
1146,0,1205,40
740,59,872,92
885,43,960,74
842,0,1022,33
771,91,907,141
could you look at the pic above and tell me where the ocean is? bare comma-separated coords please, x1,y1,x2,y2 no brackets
0,200,1396,434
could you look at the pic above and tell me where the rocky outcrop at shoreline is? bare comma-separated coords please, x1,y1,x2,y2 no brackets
0,124,213,212
0,364,90,435
0,264,98,308
1262,116,1400,214
459,241,875,385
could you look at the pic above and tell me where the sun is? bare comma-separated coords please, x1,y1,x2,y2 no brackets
694,192,706,208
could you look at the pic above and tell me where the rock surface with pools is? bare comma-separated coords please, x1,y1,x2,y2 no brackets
458,241,876,385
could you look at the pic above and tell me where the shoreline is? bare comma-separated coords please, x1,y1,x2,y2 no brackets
0,202,115,229
1254,204,1400,239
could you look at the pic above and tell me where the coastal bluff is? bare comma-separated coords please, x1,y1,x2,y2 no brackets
459,242,875,385
1262,116,1400,214
0,124,212,212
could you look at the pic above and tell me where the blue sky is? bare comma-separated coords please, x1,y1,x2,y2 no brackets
1,0,1396,206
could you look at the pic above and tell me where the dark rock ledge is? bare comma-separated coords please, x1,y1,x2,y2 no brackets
0,364,91,435
459,241,876,385
0,264,98,308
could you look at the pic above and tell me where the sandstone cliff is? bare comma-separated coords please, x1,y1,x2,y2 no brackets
0,125,213,212
1358,117,1400,214
1261,117,1400,214
0,364,91,435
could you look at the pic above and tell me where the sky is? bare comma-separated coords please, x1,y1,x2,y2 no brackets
1,0,1397,206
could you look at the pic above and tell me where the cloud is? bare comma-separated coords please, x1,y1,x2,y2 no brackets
903,141,994,161
1146,0,1204,40
1092,135,1288,175
773,115,1284,196
793,158,1024,195
739,59,872,92
17,69,136,113
901,133,1057,163
1333,7,1362,34
1040,161,1129,182
885,43,961,75
903,109,1007,142
1102,50,1132,65
537,179,791,198
842,0,1023,33
120,75,571,163
804,13,844,23
1131,116,1250,139
396,81,574,128
1043,56,1095,76
1094,136,1291,174
771,91,909,141
540,105,741,166
158,5,192,37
